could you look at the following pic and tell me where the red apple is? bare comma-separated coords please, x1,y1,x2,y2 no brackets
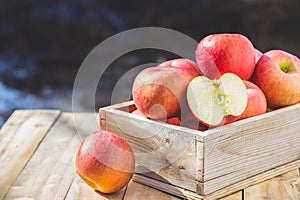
239,80,267,120
252,50,300,109
132,58,200,119
76,130,135,193
195,33,256,80
187,73,248,126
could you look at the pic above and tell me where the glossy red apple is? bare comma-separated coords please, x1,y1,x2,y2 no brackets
132,58,200,119
195,33,256,80
252,50,300,109
187,73,248,126
239,80,267,120
76,130,135,193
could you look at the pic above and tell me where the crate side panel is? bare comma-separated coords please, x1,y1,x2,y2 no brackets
203,103,300,194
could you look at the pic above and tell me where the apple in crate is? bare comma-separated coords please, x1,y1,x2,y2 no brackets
252,50,300,109
187,73,248,126
239,80,267,120
132,58,200,119
195,33,256,80
76,130,135,193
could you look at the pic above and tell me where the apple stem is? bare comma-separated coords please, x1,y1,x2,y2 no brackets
280,61,292,73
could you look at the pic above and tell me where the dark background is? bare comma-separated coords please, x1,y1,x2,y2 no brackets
0,0,300,126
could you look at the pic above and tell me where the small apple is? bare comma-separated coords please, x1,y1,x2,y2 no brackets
187,73,248,126
195,33,256,80
239,80,267,120
252,50,300,109
76,130,135,194
132,58,200,119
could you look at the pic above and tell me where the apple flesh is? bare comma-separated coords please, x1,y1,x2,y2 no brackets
239,80,267,120
187,73,248,126
252,50,300,109
132,58,200,119
195,33,256,80
76,130,135,194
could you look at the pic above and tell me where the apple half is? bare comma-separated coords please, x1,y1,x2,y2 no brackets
187,73,248,126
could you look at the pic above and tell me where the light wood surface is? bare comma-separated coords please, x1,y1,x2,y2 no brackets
0,109,299,200
244,169,300,200
0,110,61,199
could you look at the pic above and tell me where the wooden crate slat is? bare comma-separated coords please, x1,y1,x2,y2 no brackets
0,110,61,199
244,169,300,200
3,112,98,199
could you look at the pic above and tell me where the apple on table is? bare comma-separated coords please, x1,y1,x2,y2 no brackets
76,130,135,194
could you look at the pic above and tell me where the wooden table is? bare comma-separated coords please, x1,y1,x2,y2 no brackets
0,110,299,200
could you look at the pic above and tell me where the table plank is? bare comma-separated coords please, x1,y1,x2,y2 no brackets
219,191,242,200
124,181,182,200
65,174,126,200
4,112,99,199
0,110,61,199
244,169,300,200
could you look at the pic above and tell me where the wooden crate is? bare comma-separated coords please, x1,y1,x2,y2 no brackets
99,101,300,199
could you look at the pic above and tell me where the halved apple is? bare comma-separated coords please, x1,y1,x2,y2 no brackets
187,73,248,126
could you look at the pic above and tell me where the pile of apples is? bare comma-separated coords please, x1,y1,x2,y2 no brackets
132,33,300,128
75,33,300,195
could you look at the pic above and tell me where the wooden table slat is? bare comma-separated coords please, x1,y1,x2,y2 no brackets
124,181,182,200
0,110,61,199
244,169,300,200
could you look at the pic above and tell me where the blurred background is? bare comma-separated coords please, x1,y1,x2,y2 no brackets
0,0,300,126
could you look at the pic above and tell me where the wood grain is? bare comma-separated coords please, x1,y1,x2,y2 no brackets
0,110,61,199
3,112,98,199
124,181,181,200
202,103,300,194
218,191,242,200
244,169,300,200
